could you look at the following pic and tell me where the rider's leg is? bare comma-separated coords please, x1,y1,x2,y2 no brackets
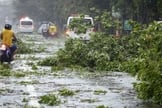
10,44,17,60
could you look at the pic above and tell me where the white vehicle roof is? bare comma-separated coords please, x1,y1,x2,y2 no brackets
20,17,33,21
67,15,94,26
157,21,162,24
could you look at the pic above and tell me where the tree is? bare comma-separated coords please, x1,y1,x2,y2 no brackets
14,0,162,29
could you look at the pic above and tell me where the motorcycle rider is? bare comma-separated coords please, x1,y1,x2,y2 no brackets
0,24,17,60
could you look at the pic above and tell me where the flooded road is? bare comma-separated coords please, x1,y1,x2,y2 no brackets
0,34,161,108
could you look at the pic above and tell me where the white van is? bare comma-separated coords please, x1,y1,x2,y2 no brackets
18,17,34,33
65,14,95,41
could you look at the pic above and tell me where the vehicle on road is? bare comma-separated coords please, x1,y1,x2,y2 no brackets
64,14,95,41
157,21,162,24
37,21,49,34
47,24,57,37
18,17,34,33
38,22,58,38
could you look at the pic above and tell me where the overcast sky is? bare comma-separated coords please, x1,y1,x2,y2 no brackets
0,0,14,5
0,0,16,29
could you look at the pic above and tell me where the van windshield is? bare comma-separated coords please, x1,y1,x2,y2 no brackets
69,18,93,26
21,21,33,25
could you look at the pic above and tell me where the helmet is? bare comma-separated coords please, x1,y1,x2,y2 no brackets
4,24,12,30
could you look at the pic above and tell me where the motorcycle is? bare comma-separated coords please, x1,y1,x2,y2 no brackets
0,44,13,64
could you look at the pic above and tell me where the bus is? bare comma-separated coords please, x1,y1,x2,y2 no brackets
18,17,34,33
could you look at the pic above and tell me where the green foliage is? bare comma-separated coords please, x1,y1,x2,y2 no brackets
31,64,38,70
59,88,75,96
37,10,162,104
94,89,107,95
19,80,39,85
126,22,162,104
12,0,162,106
16,39,33,54
15,0,162,30
13,72,26,78
38,57,59,66
0,65,25,77
113,0,162,23
38,94,61,106
96,105,109,108
69,14,93,34
39,21,162,104
22,98,29,102
0,64,11,76
51,66,64,71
